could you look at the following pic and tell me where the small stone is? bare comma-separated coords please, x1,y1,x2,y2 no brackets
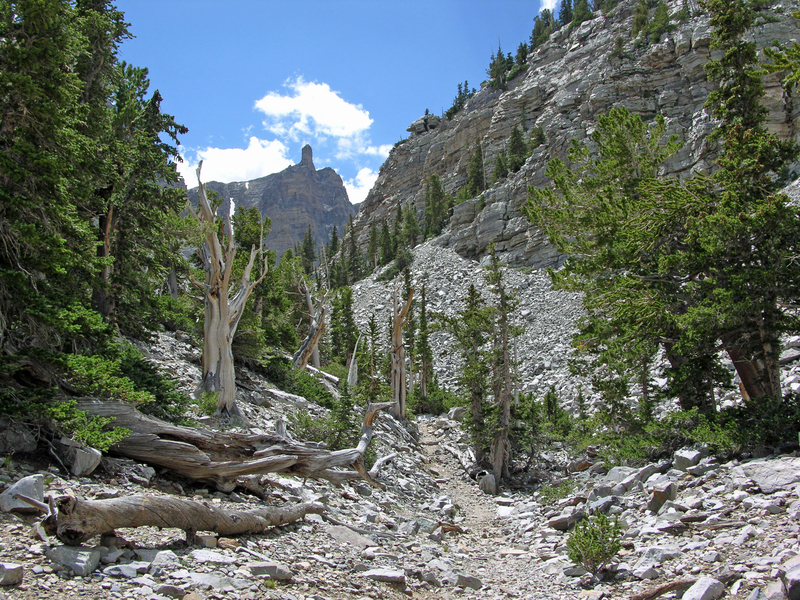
785,565,800,600
326,524,378,549
0,563,23,586
0,474,44,514
674,449,703,472
454,572,482,590
647,481,678,513
246,561,293,580
46,546,101,576
194,534,217,548
362,568,406,584
189,549,237,565
682,577,725,600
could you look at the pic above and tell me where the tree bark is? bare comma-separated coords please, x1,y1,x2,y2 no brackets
188,162,267,423
293,306,326,370
390,287,413,419
299,279,321,369
44,493,324,546
77,398,391,492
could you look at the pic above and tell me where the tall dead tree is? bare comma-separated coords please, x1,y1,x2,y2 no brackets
188,162,267,423
299,278,322,369
390,286,414,419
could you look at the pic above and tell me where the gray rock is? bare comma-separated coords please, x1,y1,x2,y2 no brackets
454,572,482,589
149,550,181,570
153,584,185,599
0,418,37,454
647,481,678,513
786,565,800,600
745,589,769,600
682,577,725,600
0,563,23,586
447,406,467,421
46,545,101,576
741,457,800,494
247,561,293,580
188,548,237,565
765,579,788,600
674,448,703,471
479,473,497,495
326,524,378,549
362,568,406,584
0,474,43,514
185,572,251,591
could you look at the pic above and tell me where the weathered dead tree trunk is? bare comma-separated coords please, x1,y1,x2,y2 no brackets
77,398,391,492
293,305,326,369
38,493,324,546
187,162,267,424
390,286,413,419
299,279,322,369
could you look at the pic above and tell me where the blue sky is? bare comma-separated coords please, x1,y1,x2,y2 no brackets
116,0,554,203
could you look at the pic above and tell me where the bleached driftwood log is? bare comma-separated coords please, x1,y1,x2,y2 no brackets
77,398,392,492
33,493,324,546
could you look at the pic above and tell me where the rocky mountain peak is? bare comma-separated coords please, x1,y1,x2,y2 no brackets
187,144,356,257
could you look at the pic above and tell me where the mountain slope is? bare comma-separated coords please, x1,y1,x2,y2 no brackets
351,0,800,267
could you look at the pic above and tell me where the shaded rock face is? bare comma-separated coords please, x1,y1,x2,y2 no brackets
352,0,800,267
187,145,357,257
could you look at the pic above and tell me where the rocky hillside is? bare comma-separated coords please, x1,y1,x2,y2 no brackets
0,332,799,600
350,0,800,268
187,145,357,258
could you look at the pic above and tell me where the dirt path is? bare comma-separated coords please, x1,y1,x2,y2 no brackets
415,419,569,600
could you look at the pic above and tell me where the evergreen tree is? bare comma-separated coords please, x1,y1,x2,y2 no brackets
515,42,529,65
330,286,357,360
392,202,403,253
487,42,509,91
632,0,649,38
559,0,573,27
301,225,315,275
367,221,379,270
465,142,486,197
484,246,519,489
329,225,339,257
346,215,362,283
402,204,421,248
493,149,509,183
379,220,394,266
508,125,528,173
531,10,555,49
572,0,592,27
423,174,451,237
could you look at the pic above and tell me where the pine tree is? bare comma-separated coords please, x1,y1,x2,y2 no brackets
572,0,592,28
329,225,339,257
402,204,421,248
379,220,394,265
367,221,379,271
301,225,315,275
487,42,509,91
484,246,519,490
331,286,357,361
492,149,509,183
465,142,486,197
632,0,649,38
423,174,451,237
508,125,528,173
559,0,573,27
346,215,362,283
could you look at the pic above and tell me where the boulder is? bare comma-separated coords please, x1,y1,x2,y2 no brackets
786,565,800,600
741,458,800,494
674,448,703,471
0,474,43,514
647,481,677,513
0,418,37,454
0,563,23,586
683,577,725,600
46,546,101,576
247,561,293,580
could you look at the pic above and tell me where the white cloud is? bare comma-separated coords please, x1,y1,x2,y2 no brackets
178,136,293,188
541,0,558,11
344,167,378,205
255,77,372,141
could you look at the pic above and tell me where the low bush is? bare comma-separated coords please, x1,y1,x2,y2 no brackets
567,513,622,574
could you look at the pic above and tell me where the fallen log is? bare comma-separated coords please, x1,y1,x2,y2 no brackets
77,397,393,492
629,578,698,600
25,492,323,546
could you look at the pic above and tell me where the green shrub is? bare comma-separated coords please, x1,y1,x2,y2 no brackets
259,356,336,409
537,479,576,505
567,513,622,574
44,399,130,452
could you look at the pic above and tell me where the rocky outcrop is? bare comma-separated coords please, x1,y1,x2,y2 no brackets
352,0,800,267
187,145,357,257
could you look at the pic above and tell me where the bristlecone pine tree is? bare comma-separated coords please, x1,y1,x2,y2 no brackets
188,163,268,424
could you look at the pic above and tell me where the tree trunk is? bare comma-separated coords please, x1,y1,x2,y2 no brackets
188,162,267,423
293,306,326,370
76,397,392,492
390,287,413,419
93,206,117,324
44,493,324,546
300,279,321,369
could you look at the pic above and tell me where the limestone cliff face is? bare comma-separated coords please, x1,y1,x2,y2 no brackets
352,0,800,267
187,145,357,257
